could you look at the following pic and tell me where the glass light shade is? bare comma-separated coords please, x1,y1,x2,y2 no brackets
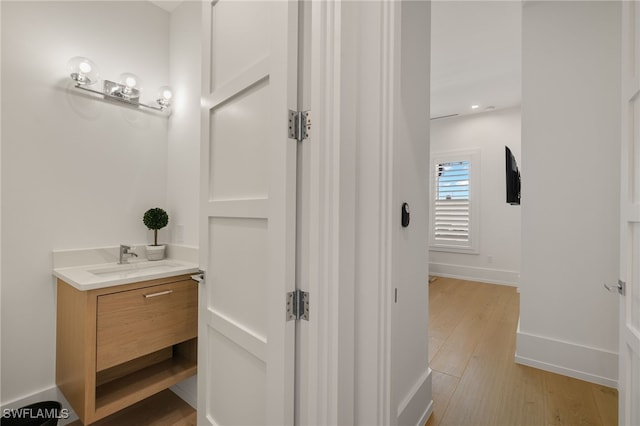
67,56,99,85
156,86,173,108
118,73,142,97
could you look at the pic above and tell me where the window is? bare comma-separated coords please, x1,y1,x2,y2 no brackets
430,150,480,253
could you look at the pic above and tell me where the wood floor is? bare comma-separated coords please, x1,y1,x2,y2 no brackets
426,277,618,426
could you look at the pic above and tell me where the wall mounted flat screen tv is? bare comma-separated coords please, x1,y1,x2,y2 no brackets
505,146,521,205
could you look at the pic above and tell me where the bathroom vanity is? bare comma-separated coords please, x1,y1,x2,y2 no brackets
54,258,199,425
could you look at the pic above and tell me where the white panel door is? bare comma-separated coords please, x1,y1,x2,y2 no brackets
198,1,298,425
619,2,640,425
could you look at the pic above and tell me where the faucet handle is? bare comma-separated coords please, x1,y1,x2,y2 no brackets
118,244,138,264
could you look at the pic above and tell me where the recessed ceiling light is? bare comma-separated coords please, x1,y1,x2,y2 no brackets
471,105,479,109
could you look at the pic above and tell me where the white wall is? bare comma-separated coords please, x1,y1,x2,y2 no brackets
166,0,201,406
1,1,170,405
518,1,620,387
430,106,521,285
167,1,201,248
346,2,432,424
391,3,432,425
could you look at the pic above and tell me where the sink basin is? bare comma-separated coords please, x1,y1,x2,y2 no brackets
88,260,181,277
54,259,200,291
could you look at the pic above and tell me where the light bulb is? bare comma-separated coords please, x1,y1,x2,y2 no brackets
156,86,173,109
78,61,92,74
119,73,140,89
118,73,142,100
67,56,99,85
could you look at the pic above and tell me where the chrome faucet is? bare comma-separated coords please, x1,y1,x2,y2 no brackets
119,244,138,264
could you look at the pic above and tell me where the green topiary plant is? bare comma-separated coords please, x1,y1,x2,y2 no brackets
143,207,169,246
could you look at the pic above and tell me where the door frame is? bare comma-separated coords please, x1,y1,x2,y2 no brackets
297,1,412,425
295,2,357,423
618,2,640,423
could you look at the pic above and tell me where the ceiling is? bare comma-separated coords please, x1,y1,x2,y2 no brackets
431,1,521,119
148,0,184,13
148,0,520,119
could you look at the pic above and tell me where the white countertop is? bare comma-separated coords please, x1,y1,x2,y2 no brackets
53,258,200,291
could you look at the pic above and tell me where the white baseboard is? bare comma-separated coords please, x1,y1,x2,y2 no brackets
429,262,519,286
515,327,618,388
416,399,434,426
2,382,197,424
396,368,433,426
0,385,79,425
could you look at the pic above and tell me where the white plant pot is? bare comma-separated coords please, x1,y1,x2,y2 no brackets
146,245,166,261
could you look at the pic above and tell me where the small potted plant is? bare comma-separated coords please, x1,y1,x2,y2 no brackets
143,207,169,261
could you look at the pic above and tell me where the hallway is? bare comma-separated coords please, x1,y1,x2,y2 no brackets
426,277,617,426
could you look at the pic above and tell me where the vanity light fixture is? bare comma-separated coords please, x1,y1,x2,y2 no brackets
68,56,100,85
67,57,172,113
156,86,173,108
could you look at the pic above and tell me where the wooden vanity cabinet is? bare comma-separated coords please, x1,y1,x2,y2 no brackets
56,274,197,425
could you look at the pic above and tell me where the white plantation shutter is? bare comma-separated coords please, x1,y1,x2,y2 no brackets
434,161,470,242
434,200,469,241
430,151,479,253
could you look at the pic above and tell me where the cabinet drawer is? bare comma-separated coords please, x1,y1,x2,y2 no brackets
96,279,197,371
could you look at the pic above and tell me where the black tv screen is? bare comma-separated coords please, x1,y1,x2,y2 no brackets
505,146,521,205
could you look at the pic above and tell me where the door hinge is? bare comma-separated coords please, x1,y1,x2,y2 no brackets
286,289,309,321
288,110,311,142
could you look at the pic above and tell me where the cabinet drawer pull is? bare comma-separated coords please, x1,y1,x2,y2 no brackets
144,290,173,298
